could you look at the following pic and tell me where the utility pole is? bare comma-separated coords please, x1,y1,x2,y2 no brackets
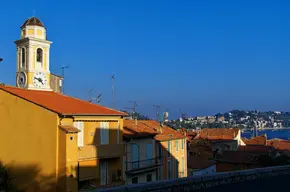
111,74,115,109
60,65,69,94
153,104,161,121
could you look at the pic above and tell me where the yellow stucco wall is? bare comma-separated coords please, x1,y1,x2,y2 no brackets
71,116,124,188
73,116,123,146
160,138,187,180
0,90,58,190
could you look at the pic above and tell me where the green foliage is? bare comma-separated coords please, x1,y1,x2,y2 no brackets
122,111,151,120
258,154,290,167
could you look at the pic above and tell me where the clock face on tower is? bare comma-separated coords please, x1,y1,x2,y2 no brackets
17,72,27,88
33,72,47,88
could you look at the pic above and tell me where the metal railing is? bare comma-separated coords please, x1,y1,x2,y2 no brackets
94,165,290,192
126,157,162,171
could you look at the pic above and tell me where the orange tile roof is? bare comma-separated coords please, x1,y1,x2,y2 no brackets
0,85,126,116
58,125,80,133
198,128,239,140
124,120,186,141
267,139,290,150
238,145,272,153
244,135,267,146
123,120,159,137
188,158,215,169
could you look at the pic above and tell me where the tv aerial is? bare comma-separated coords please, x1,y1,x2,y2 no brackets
88,88,102,104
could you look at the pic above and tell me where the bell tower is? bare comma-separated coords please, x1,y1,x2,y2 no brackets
14,17,52,91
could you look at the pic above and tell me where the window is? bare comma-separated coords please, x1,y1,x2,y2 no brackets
167,160,171,180
74,121,84,147
167,141,171,158
145,143,153,166
181,156,184,177
132,144,139,169
36,48,43,63
146,174,152,182
100,160,108,185
175,158,179,178
21,47,26,68
100,122,109,145
189,152,193,156
158,143,162,159
176,140,179,151
157,167,162,180
132,177,138,184
181,139,184,150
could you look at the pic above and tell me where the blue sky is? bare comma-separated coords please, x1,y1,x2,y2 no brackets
0,0,290,119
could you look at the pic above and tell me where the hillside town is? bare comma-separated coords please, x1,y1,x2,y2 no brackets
165,110,290,130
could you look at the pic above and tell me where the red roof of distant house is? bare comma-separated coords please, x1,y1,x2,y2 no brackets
188,158,216,170
267,139,290,150
0,85,126,116
216,151,261,164
243,135,267,146
198,128,240,140
124,120,186,141
238,145,272,153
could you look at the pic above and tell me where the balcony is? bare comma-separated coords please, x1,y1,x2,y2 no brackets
78,144,124,160
125,157,162,175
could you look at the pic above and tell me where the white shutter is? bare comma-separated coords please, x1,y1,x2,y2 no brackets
100,160,108,185
117,121,120,144
105,122,109,144
100,122,109,145
74,121,84,147
100,122,104,144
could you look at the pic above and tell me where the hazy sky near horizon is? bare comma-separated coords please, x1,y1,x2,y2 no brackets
0,0,290,119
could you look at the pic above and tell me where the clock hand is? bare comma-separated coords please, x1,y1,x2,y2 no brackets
39,78,44,85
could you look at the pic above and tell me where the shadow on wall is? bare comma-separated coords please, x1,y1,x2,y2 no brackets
0,162,67,192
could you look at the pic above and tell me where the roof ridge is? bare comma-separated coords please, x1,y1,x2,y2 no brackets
0,85,126,116
53,91,125,114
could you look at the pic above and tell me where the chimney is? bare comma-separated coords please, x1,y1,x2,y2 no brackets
135,118,137,126
157,123,163,134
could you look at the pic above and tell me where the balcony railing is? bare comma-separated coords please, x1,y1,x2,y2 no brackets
126,157,162,172
78,144,124,160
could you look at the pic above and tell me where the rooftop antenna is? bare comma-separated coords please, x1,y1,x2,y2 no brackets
59,65,69,94
88,88,102,104
125,101,139,123
111,74,115,109
33,10,36,17
153,104,161,121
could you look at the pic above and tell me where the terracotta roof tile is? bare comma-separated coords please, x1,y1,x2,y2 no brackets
198,128,240,140
124,120,185,141
238,145,272,153
216,151,261,164
188,158,215,169
123,120,159,137
0,85,126,116
267,139,290,150
58,125,80,133
244,135,267,146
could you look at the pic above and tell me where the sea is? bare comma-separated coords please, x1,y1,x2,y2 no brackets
241,128,290,140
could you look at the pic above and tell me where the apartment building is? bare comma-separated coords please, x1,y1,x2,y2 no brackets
0,85,126,192
123,120,161,184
